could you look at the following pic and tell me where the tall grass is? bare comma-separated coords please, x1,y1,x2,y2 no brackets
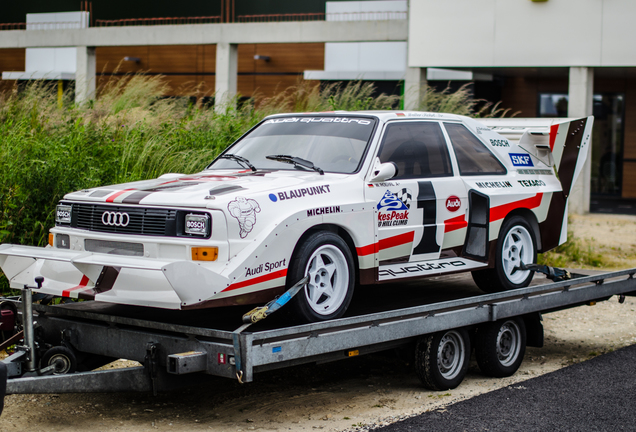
0,75,506,294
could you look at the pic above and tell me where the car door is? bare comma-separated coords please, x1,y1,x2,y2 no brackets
365,120,468,281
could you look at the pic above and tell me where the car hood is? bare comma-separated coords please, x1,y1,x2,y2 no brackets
63,170,355,208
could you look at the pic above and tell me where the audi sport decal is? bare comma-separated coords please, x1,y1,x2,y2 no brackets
228,197,261,238
245,258,287,277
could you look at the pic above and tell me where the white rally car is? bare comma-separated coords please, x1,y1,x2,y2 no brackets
0,112,592,322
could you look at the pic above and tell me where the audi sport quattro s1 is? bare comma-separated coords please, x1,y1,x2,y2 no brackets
0,112,593,322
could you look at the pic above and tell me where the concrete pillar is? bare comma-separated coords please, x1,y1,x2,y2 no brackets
215,43,238,114
567,67,594,214
403,67,427,111
75,46,96,105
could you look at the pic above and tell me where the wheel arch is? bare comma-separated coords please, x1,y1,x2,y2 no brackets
289,223,360,285
498,208,542,252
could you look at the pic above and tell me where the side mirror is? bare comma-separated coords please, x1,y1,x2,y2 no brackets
370,162,397,182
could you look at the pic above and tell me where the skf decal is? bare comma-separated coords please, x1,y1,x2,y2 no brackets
509,153,534,167
269,185,331,202
475,181,513,189
377,189,412,227
489,139,510,147
307,206,342,217
228,197,261,238
446,196,461,212
518,179,546,187
246,259,286,277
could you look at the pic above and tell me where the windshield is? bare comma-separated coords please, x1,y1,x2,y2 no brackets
208,116,377,174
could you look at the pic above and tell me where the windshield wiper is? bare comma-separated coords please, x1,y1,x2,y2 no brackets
219,153,257,172
266,155,324,175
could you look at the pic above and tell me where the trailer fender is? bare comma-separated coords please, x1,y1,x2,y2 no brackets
523,313,544,348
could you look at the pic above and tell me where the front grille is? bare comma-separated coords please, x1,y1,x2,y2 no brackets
71,203,178,237
85,239,144,256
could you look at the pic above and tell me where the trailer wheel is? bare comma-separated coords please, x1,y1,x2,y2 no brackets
475,318,526,378
415,328,471,390
40,346,77,375
472,216,536,293
288,231,355,323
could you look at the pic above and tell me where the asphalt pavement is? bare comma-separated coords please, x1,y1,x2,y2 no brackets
375,343,636,432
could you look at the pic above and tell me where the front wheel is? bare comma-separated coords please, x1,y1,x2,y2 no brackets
472,216,536,293
287,231,355,323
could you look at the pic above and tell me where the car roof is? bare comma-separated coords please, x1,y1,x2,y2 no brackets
264,111,469,123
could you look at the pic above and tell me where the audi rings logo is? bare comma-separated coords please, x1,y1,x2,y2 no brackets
102,211,130,227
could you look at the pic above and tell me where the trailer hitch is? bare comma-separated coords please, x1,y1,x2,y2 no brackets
519,263,572,282
232,276,309,383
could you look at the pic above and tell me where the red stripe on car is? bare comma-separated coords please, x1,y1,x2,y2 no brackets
444,215,468,233
61,275,90,297
490,193,543,222
105,189,134,203
357,231,415,256
223,269,288,292
549,124,559,151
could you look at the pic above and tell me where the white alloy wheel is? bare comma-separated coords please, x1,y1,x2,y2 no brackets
496,320,522,367
501,225,534,285
304,245,350,316
437,330,466,380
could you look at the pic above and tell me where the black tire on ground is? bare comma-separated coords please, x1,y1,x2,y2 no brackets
287,231,355,323
415,328,471,391
40,346,77,374
472,215,537,293
475,317,527,378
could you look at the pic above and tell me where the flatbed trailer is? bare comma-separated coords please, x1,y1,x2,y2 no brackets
1,268,636,399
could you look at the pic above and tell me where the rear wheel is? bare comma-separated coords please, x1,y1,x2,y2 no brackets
472,216,536,293
415,328,471,390
40,346,77,374
288,231,355,323
475,318,526,378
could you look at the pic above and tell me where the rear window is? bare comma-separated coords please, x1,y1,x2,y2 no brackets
444,123,507,176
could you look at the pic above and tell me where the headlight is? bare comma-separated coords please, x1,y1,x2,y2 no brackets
56,204,72,224
184,214,209,236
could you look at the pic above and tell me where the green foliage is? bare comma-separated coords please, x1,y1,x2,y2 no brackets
0,76,507,295
538,230,609,269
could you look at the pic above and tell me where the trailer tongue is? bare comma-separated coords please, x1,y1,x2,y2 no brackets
1,267,635,401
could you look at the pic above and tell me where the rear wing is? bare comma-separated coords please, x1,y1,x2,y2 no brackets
480,117,593,199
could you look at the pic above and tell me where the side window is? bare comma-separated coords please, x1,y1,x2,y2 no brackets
444,123,507,175
377,122,452,179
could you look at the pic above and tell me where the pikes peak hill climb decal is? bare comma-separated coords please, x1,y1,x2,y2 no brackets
228,197,261,238
377,189,412,227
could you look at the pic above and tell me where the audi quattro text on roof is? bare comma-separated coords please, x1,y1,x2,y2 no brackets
0,112,593,322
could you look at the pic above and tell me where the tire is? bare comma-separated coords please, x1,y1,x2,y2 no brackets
287,231,355,323
40,346,77,374
415,328,471,390
475,317,526,378
472,216,536,293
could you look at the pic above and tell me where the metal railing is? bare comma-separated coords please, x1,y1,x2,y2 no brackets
237,13,325,23
95,16,221,27
0,22,26,30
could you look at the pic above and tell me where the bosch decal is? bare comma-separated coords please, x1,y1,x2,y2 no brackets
228,197,261,238
518,180,546,187
490,139,510,147
509,153,534,167
446,196,461,212
271,185,331,202
475,181,513,189
377,189,411,227
307,206,342,217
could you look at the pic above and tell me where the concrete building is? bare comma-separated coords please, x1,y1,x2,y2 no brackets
1,0,635,213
